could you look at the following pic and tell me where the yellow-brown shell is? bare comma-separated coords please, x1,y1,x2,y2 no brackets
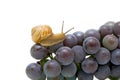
31,25,53,43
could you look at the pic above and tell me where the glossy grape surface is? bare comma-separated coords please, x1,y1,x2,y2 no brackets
61,62,77,78
102,34,118,50
25,63,43,80
72,45,86,63
99,21,114,38
43,60,61,78
83,37,100,54
30,44,48,59
111,49,120,65
81,58,98,74
56,47,74,65
63,34,78,48
95,47,110,65
73,31,84,45
84,29,100,40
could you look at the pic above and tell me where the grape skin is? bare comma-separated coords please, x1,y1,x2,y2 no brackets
102,34,118,50
95,65,111,80
61,62,77,78
111,66,120,78
72,45,86,63
43,60,61,78
73,31,84,45
77,70,93,80
118,37,120,48
63,34,78,48
84,29,100,40
30,44,48,59
83,37,100,54
113,21,120,37
95,47,110,65
81,58,98,74
56,47,74,65
48,42,63,53
47,74,64,80
65,75,76,80
25,63,43,80
99,21,114,38
111,49,120,65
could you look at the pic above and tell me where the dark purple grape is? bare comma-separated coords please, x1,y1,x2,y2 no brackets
48,42,63,53
102,34,118,50
95,65,110,80
61,62,77,78
26,63,44,80
113,21,120,37
78,70,93,80
83,37,100,54
73,31,84,45
56,47,74,65
72,45,86,63
111,49,120,65
43,60,61,78
81,58,98,74
84,29,100,40
99,21,114,38
63,34,78,48
30,44,48,59
95,47,110,65
111,66,120,78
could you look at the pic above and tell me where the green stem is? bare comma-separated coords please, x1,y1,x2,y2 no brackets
109,76,119,80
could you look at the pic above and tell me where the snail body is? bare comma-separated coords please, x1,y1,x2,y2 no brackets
31,21,74,46
40,33,65,46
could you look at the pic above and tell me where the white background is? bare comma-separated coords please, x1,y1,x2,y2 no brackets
0,0,120,80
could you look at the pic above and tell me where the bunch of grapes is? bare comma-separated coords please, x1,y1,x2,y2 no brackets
26,21,120,80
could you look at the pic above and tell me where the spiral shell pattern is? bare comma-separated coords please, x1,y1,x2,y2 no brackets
31,25,53,43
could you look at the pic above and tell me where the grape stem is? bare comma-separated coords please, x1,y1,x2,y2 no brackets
109,76,119,80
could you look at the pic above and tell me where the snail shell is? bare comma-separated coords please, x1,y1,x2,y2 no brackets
31,25,53,43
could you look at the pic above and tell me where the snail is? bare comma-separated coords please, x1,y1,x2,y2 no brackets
31,21,74,46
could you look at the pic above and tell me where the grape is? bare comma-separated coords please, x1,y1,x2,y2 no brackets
55,47,74,65
48,42,63,53
72,45,86,63
84,29,100,40
81,58,98,74
26,63,43,80
63,34,78,48
43,60,61,78
111,49,120,65
30,44,48,59
83,37,100,54
61,62,77,78
95,47,110,65
113,21,120,37
77,70,93,80
73,31,84,45
99,21,114,38
118,37,120,48
95,65,110,80
111,65,120,78
47,74,64,80
102,34,118,50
